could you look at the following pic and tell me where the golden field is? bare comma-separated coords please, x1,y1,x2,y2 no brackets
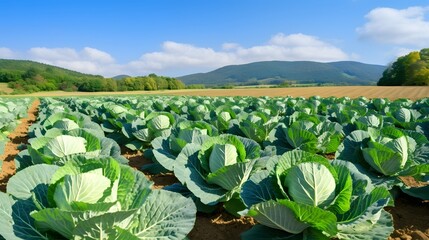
5,86,429,100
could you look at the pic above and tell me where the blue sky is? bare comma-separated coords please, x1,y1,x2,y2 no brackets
1,0,428,77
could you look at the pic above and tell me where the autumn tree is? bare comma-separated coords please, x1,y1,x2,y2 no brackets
378,48,429,86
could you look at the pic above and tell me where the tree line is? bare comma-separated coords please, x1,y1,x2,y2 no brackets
1,67,185,94
378,48,429,86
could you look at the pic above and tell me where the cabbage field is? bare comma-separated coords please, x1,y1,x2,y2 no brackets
0,95,428,239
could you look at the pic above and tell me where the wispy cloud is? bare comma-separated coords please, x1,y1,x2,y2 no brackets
28,47,120,76
0,47,15,59
129,33,349,76
2,33,350,77
127,41,238,75
357,6,429,46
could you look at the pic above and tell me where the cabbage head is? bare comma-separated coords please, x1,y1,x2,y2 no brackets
174,134,260,214
122,112,175,151
336,127,429,199
29,112,103,138
146,120,218,172
26,129,126,166
267,120,343,154
0,156,196,239
240,150,393,239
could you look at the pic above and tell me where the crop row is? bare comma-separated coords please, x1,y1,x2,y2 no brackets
1,95,428,239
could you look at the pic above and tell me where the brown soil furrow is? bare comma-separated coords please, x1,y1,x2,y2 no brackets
0,99,40,192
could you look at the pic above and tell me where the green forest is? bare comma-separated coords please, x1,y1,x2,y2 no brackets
378,48,429,86
0,59,185,94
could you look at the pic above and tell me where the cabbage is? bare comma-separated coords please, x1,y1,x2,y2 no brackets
174,134,260,215
240,150,393,239
0,157,196,239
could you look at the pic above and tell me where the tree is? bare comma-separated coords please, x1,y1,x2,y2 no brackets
105,78,118,91
0,71,21,82
378,48,429,86
22,67,39,79
78,78,107,92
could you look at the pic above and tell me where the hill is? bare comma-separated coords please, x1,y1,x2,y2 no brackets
0,59,102,80
178,61,386,86
0,59,185,94
0,59,107,93
112,74,131,80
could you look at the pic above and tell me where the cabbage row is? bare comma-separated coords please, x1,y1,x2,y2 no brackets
0,98,31,170
44,96,429,238
1,95,429,240
0,99,197,239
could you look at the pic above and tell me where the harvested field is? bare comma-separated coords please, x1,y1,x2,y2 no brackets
0,83,13,94
7,86,429,100
164,86,429,100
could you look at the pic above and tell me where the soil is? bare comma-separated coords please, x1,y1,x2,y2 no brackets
387,193,429,240
0,99,39,192
188,212,255,240
161,86,429,101
400,176,429,188
122,147,179,189
1,98,428,240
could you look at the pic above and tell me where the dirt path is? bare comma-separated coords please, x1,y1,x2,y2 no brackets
0,99,39,192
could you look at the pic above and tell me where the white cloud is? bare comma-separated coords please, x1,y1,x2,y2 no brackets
269,33,327,47
28,47,120,76
357,6,429,46
129,33,349,76
394,48,418,57
81,47,114,63
222,43,241,51
0,47,15,59
235,33,348,63
129,41,237,72
29,47,78,61
2,33,349,76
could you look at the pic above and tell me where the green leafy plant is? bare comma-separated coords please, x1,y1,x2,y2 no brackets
173,134,260,215
336,127,429,199
0,156,196,239
26,128,127,167
240,150,393,239
267,120,343,154
122,111,176,151
144,120,218,173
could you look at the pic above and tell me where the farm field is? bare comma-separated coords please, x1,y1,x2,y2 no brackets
0,83,13,94
0,92,428,239
4,0,429,239
6,86,429,100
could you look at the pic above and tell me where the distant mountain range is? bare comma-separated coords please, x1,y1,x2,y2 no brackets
0,59,387,88
112,74,131,80
178,61,387,86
